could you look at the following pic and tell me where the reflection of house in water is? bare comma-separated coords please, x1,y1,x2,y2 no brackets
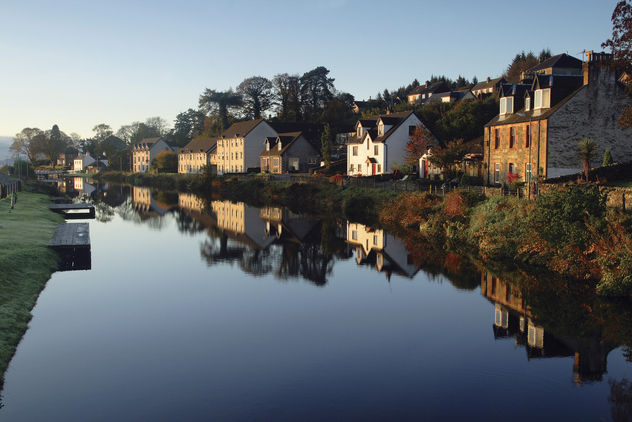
481,273,615,383
346,222,418,279
259,207,320,243
56,177,106,198
211,200,277,250
132,187,171,216
178,192,206,213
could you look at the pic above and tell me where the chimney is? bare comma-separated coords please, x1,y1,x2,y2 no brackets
425,81,430,88
486,76,491,82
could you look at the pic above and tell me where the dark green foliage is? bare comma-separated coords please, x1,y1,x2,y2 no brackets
150,151,178,173
604,148,614,166
532,185,605,249
321,124,332,167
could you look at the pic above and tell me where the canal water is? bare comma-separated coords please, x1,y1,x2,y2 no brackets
1,182,631,421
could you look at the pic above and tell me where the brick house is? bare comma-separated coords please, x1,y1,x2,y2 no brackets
483,51,631,185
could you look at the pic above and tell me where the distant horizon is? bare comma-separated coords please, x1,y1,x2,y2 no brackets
0,0,617,138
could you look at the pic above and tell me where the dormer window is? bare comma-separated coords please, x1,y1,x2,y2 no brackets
525,97,531,111
500,97,514,115
277,141,282,151
266,141,270,151
357,127,362,137
378,123,384,136
534,89,551,109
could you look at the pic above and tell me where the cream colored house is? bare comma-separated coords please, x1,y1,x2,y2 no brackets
211,200,276,249
216,120,278,174
132,138,172,173
178,137,218,174
178,192,206,213
346,111,433,176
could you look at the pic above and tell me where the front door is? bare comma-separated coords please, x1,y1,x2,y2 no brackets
372,163,376,175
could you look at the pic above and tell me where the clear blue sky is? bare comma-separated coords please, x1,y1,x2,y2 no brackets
0,0,617,138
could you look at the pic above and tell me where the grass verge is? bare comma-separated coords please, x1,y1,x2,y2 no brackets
0,190,63,389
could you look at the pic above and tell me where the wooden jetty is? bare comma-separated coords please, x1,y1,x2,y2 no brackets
49,223,90,250
49,203,95,218
49,223,91,271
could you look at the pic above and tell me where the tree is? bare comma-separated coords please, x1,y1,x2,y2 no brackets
603,1,632,127
11,128,44,163
198,89,242,132
273,73,302,121
406,124,436,166
578,137,597,181
42,124,69,167
321,124,332,168
603,1,632,70
145,116,169,136
117,120,163,145
603,149,614,166
300,66,335,120
237,76,274,119
170,108,205,147
150,151,177,173
429,138,466,180
92,124,113,143
505,51,539,83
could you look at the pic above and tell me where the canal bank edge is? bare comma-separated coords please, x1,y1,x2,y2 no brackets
0,190,63,390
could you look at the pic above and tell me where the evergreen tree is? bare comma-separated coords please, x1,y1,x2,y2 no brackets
321,124,332,168
603,148,614,166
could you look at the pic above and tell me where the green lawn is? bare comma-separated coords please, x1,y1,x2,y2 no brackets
0,191,63,386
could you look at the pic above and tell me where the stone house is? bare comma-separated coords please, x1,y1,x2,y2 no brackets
178,136,218,174
483,51,631,185
132,138,172,173
260,131,320,174
346,111,434,176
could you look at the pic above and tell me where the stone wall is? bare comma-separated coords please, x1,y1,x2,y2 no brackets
547,64,631,173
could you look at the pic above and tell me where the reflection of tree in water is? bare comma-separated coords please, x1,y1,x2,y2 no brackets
94,202,115,222
610,378,632,422
174,210,205,235
276,241,334,286
239,248,274,276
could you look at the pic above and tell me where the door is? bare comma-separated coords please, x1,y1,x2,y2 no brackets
372,163,376,175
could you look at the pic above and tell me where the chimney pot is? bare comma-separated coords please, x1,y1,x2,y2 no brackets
486,76,491,82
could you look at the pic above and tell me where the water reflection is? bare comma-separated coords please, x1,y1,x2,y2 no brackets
87,187,632,386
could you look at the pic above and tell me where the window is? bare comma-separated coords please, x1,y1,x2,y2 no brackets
509,127,515,148
525,97,531,111
374,145,378,155
378,124,384,136
358,164,362,172
525,162,532,184
494,129,500,149
409,126,416,136
352,231,357,240
500,97,514,114
534,89,551,109
494,163,500,184
509,163,515,174
525,125,531,148
350,164,354,172
353,146,358,156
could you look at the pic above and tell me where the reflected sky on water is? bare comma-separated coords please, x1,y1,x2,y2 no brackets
2,185,631,421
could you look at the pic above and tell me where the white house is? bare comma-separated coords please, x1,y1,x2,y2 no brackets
73,153,95,172
346,111,433,176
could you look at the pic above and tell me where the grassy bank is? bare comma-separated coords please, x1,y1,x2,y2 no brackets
0,190,62,386
380,186,632,297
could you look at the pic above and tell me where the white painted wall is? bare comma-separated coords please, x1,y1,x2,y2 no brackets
243,122,278,171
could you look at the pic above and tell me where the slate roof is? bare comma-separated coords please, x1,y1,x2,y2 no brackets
471,77,505,92
527,53,583,73
410,81,451,96
132,137,160,150
347,111,422,145
221,119,265,138
485,85,586,127
260,131,319,157
180,137,217,154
